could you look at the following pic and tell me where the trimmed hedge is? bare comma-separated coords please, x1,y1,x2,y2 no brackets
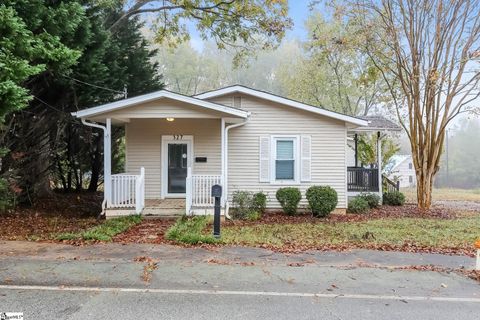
383,191,405,206
306,186,338,217
276,187,301,215
348,197,370,214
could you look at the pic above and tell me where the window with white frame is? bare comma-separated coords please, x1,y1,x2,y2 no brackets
259,135,310,184
274,137,297,181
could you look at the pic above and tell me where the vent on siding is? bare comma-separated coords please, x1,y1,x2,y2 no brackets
233,96,242,109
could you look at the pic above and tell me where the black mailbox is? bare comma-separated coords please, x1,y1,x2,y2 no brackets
211,184,222,238
211,184,222,198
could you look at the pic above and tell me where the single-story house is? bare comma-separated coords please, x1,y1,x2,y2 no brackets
72,85,400,217
384,155,416,188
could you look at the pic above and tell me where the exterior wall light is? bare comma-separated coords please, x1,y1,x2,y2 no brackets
166,117,175,122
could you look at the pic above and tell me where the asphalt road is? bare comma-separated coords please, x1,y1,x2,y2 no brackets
0,242,479,319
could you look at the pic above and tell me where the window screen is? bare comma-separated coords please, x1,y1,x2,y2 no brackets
275,140,294,180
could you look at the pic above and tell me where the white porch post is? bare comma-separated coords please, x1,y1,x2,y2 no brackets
221,118,226,206
186,167,192,215
377,131,383,200
104,118,112,207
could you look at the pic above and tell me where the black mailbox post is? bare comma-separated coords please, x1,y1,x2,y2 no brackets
211,184,222,238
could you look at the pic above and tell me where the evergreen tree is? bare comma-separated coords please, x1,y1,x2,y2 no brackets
2,2,162,203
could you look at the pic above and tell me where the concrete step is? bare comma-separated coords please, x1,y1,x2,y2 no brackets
142,207,185,217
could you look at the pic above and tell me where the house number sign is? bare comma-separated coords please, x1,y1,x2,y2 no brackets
173,135,184,140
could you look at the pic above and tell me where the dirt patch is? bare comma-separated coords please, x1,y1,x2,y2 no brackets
112,218,177,244
0,192,103,241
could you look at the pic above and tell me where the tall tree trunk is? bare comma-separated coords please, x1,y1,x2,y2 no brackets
416,169,434,210
88,136,102,192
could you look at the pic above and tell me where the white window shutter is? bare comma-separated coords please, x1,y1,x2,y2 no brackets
259,136,270,182
301,135,312,182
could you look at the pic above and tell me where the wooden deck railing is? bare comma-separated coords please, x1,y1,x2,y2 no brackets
347,167,379,192
383,175,400,193
109,167,145,213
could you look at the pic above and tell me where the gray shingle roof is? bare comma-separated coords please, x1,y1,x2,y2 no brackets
358,116,402,131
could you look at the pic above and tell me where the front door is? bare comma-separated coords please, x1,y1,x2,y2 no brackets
168,143,188,194
162,135,193,198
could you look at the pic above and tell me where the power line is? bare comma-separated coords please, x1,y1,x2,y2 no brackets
32,95,66,114
62,74,125,95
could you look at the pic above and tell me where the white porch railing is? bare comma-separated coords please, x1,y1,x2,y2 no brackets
109,167,145,213
186,167,222,214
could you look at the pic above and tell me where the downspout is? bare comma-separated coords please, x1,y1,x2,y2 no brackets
223,114,250,219
81,118,109,217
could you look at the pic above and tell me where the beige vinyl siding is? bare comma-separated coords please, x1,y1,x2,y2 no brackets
209,94,347,209
91,98,225,121
125,118,221,199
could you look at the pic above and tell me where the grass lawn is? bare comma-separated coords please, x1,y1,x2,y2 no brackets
56,215,142,242
165,216,216,244
220,216,480,254
165,212,480,256
402,187,480,202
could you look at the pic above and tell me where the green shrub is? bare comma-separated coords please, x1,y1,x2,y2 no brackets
276,187,301,215
231,191,262,220
231,191,266,220
252,192,267,213
231,191,252,219
348,197,370,214
357,193,381,208
383,191,405,206
305,186,338,217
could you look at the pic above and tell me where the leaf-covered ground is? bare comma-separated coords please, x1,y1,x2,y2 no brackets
220,215,480,256
1,193,478,258
217,205,479,256
0,192,103,241
108,204,480,257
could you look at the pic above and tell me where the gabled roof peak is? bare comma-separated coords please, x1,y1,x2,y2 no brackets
194,85,368,127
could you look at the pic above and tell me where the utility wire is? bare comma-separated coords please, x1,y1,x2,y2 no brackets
33,95,66,114
61,74,125,95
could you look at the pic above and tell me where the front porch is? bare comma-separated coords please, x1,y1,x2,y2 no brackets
107,168,222,217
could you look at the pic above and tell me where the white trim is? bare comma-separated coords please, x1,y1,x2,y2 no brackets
161,135,194,198
195,85,368,127
270,135,300,185
71,90,249,119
